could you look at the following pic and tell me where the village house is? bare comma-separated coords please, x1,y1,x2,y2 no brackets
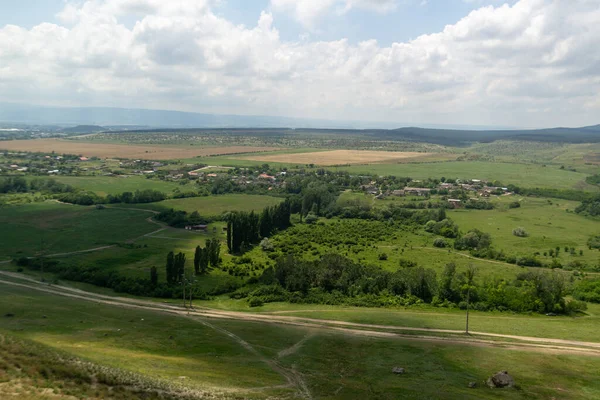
404,187,432,196
447,199,462,208
391,189,406,197
185,225,208,232
360,185,379,195
258,173,276,181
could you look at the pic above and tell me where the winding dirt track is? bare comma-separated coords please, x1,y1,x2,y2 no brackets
1,271,599,357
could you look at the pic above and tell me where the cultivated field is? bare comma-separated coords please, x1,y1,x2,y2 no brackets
242,149,449,166
0,139,279,160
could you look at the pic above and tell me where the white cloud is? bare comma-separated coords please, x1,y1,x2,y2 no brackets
0,0,599,127
270,0,397,29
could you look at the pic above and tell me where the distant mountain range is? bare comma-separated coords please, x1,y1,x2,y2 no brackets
0,102,598,145
0,102,516,130
0,102,405,130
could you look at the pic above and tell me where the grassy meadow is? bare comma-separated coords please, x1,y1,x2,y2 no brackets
44,175,183,196
153,194,284,215
449,196,600,266
0,202,158,259
2,281,600,399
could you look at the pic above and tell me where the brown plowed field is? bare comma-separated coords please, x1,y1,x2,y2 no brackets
0,139,279,160
242,149,443,166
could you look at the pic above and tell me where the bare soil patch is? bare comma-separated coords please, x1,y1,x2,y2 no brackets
241,149,440,166
0,139,279,160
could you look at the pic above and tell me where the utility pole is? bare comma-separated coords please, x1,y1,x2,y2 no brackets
182,273,186,308
188,275,196,312
40,233,45,283
465,264,477,335
465,285,470,334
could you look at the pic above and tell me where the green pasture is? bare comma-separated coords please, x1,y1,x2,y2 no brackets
155,194,284,215
28,175,183,196
449,196,600,266
0,202,158,259
0,283,288,398
328,161,596,191
2,283,600,399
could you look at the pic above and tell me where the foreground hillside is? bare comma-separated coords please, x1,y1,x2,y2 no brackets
2,274,600,399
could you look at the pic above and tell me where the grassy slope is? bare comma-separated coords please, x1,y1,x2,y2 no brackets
1,283,600,399
0,203,158,259
0,284,287,399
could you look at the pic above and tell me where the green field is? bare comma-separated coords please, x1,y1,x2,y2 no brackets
0,202,158,259
34,175,183,196
329,161,596,191
154,194,284,215
2,281,600,399
449,196,600,266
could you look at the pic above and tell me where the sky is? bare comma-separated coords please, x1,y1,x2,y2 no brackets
0,0,598,128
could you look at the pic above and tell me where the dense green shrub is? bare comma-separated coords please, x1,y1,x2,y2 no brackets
433,238,448,248
573,279,600,303
512,227,529,237
454,229,492,250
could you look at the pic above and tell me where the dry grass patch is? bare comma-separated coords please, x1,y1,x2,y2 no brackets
242,149,445,166
0,139,279,160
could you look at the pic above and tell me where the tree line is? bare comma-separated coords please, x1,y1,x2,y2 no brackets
227,199,292,254
239,253,587,314
0,177,74,194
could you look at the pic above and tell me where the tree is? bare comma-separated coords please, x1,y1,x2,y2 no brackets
194,245,202,275
150,266,158,286
207,238,221,267
439,262,457,302
165,252,175,284
199,246,210,275
174,252,186,283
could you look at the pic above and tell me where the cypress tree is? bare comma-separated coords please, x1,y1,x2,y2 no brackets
174,252,186,283
194,245,201,275
150,266,158,286
166,251,175,284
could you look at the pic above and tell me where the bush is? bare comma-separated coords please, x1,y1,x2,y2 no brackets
565,299,588,314
248,297,264,307
512,227,529,237
573,279,600,303
304,212,318,224
433,238,447,248
508,201,521,209
454,229,492,250
260,238,275,252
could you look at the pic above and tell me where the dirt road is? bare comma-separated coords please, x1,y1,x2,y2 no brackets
1,271,599,357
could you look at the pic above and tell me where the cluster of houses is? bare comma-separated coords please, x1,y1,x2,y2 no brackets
165,168,286,190
364,179,513,208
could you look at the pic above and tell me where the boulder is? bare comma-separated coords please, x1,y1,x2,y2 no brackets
468,382,477,388
486,371,515,388
392,367,405,375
